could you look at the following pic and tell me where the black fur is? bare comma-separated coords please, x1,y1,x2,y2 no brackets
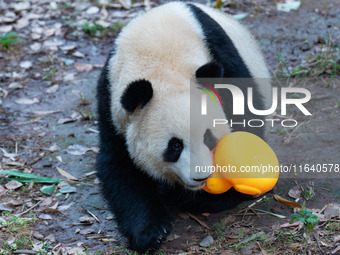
204,129,218,151
187,3,266,138
196,61,224,78
121,79,153,112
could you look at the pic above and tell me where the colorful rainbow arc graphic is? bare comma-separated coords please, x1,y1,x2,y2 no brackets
197,84,222,106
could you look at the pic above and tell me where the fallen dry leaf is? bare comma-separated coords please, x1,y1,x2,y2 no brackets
165,233,180,242
58,117,76,124
15,98,39,105
33,232,44,241
0,202,16,212
9,199,23,206
66,144,89,156
57,181,70,188
5,180,23,190
56,166,78,181
46,144,60,152
68,247,84,254
46,85,59,94
33,110,60,115
37,213,53,220
79,228,95,235
20,60,32,69
324,203,340,218
280,221,303,228
40,208,64,215
274,194,302,208
74,63,93,72
119,0,131,9
40,197,53,207
79,215,96,224
56,155,63,163
72,51,85,58
0,185,6,195
288,186,302,199
331,246,340,255
86,6,100,14
45,234,56,243
57,203,74,212
0,148,19,161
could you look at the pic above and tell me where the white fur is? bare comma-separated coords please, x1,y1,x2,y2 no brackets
107,2,270,188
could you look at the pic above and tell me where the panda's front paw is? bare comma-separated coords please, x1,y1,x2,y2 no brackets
132,219,172,253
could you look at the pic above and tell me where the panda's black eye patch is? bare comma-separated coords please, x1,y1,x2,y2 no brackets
204,129,217,151
163,137,184,162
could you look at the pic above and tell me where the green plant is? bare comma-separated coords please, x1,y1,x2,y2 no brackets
262,197,270,202
325,221,340,232
0,32,19,49
82,22,106,36
276,128,286,135
37,242,50,254
109,22,124,34
42,67,56,80
290,202,319,233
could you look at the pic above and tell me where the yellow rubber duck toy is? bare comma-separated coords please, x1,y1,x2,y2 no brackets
203,131,279,196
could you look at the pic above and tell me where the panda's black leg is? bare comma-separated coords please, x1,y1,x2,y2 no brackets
96,147,173,253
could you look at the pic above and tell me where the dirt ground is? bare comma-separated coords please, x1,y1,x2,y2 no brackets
0,0,339,254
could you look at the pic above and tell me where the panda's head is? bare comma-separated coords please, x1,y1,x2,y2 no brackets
119,62,230,190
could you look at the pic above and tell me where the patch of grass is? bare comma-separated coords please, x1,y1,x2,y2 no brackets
276,128,286,135
0,211,35,232
325,221,340,233
276,37,340,79
108,22,124,34
40,55,57,65
82,22,106,36
0,212,44,254
0,32,19,49
42,67,56,80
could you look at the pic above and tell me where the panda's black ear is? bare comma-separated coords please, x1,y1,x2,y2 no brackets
195,62,224,78
120,79,153,112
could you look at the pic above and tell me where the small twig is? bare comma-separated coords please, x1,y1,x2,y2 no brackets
70,223,93,226
187,212,211,230
86,209,100,223
233,213,266,216
25,152,46,167
15,200,43,217
86,235,116,239
312,231,324,254
319,186,330,192
12,250,37,254
319,204,328,214
250,208,261,218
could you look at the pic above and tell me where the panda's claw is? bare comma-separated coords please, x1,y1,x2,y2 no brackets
131,218,172,253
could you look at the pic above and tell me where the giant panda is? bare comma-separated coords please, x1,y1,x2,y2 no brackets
96,2,271,253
